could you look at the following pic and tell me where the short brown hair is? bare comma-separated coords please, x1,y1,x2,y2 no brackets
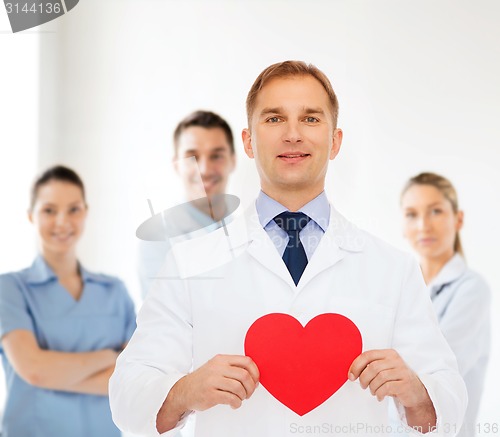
173,110,234,156
401,172,464,257
246,60,339,128
30,165,86,211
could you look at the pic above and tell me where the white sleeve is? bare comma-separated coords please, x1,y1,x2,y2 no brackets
391,256,467,436
110,251,193,436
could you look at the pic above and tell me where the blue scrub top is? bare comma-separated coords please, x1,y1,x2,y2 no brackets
0,256,136,437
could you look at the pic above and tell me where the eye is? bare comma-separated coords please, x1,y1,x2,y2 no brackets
42,207,56,215
182,153,198,161
69,206,82,214
211,153,224,161
266,116,282,123
405,212,417,219
304,116,319,123
431,208,442,216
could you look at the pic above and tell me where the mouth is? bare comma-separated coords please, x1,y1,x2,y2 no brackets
51,232,75,242
418,238,436,245
201,178,221,192
277,152,311,163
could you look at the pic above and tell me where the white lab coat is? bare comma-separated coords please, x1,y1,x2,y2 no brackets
110,203,466,437
137,200,223,299
428,254,491,437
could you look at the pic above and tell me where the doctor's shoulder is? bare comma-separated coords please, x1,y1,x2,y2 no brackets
328,208,414,269
346,223,418,270
0,268,31,297
0,270,33,335
448,266,492,306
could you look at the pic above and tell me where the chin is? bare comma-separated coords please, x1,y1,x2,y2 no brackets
207,193,227,205
207,184,226,198
274,168,318,184
417,248,442,259
47,239,77,250
276,177,313,191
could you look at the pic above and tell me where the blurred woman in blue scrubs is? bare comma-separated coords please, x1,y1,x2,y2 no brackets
0,165,136,437
401,172,491,437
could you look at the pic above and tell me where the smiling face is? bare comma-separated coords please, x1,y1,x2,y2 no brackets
242,75,342,204
174,126,235,201
29,180,87,257
401,184,463,260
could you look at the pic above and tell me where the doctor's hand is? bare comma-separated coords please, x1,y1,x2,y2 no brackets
156,354,259,433
348,349,436,432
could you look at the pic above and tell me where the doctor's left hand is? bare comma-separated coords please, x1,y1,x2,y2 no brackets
348,349,437,432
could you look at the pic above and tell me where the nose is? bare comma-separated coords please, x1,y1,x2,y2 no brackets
282,120,303,144
416,214,431,231
197,156,209,176
55,211,69,227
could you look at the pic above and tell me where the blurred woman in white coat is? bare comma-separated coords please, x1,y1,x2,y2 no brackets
401,172,491,437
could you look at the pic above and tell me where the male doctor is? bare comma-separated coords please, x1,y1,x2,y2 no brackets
137,110,236,298
110,61,466,436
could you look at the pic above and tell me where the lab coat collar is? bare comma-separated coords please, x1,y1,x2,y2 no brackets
428,253,467,297
246,200,365,291
25,255,113,286
170,199,365,285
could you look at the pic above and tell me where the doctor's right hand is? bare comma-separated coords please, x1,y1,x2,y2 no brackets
156,354,260,433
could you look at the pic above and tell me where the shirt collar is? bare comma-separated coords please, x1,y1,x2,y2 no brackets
428,253,467,294
25,255,113,286
25,255,58,284
255,190,330,232
79,265,114,285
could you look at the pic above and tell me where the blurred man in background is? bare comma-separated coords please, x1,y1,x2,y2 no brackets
137,110,236,297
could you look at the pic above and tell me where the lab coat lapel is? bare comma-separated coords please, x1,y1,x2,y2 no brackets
296,231,345,291
170,201,364,286
244,202,365,291
245,203,297,288
296,206,365,291
172,203,293,284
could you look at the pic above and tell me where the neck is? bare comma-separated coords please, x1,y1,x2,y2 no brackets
202,198,227,222
261,185,324,212
188,196,228,222
186,190,228,223
420,250,455,284
41,250,79,279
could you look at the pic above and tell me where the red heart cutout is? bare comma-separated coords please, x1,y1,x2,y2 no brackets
244,313,362,416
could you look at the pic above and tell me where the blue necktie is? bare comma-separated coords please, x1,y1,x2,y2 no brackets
274,212,310,285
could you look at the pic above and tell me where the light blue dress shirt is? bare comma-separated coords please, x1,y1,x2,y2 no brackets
0,256,136,437
255,190,330,260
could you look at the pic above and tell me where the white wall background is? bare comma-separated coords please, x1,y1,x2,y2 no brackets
0,8,39,415
1,0,499,430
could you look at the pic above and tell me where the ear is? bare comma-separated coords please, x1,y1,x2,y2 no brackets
242,128,254,159
329,128,343,160
27,209,33,224
456,210,464,231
